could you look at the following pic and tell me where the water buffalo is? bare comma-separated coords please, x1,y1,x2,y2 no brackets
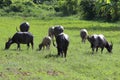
5,32,34,50
48,25,64,37
55,33,69,58
39,36,51,51
16,22,30,32
53,25,64,37
80,29,88,43
87,34,113,54
48,25,64,46
48,26,54,39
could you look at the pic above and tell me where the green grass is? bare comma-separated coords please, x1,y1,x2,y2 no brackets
11,0,31,2
0,16,120,80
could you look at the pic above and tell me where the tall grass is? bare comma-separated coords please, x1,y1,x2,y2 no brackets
0,16,120,80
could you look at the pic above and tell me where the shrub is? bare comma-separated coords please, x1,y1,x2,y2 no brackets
59,0,79,16
79,0,96,20
10,2,25,12
0,0,12,8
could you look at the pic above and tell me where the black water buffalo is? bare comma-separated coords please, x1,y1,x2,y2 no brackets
5,32,34,50
48,25,64,38
19,22,30,32
80,29,88,43
53,25,64,37
55,33,69,58
87,34,113,54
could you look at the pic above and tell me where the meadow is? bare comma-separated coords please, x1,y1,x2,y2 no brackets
0,16,120,80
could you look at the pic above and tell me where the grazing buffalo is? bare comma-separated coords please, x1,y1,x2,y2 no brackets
5,32,34,50
80,29,88,43
87,34,113,54
19,22,30,32
55,33,69,58
39,36,51,51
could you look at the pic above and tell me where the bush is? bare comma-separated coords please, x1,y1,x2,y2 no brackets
1,1,39,17
10,3,25,12
79,0,96,20
0,1,56,18
59,0,79,16
0,0,12,8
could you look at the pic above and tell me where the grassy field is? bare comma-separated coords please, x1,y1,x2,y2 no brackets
0,16,120,80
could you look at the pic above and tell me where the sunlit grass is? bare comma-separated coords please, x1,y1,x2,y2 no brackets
0,16,120,80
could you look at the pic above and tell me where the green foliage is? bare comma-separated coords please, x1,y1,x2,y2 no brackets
0,0,120,22
10,2,25,12
79,0,96,20
95,0,120,22
79,0,120,21
59,0,79,16
0,1,55,18
0,0,12,8
33,0,57,4
33,0,43,4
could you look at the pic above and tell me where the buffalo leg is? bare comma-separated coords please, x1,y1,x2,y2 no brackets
27,43,30,50
17,44,20,50
101,47,104,53
96,47,98,52
64,49,67,58
57,47,61,56
31,41,34,49
63,46,68,58
92,48,95,54
39,43,42,51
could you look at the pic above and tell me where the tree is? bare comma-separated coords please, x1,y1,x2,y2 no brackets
33,0,43,4
95,0,120,21
60,0,78,16
80,0,96,20
33,0,55,4
111,0,119,21
0,0,12,8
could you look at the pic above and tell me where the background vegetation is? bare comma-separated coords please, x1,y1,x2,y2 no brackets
0,0,120,22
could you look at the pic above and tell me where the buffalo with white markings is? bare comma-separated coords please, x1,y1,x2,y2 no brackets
48,25,64,46
55,33,69,57
80,29,88,43
87,34,113,54
38,36,51,51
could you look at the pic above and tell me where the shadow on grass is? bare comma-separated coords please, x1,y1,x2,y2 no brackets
84,51,94,55
65,26,120,31
4,49,24,51
84,50,112,56
3,49,17,51
3,48,29,52
45,54,58,58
